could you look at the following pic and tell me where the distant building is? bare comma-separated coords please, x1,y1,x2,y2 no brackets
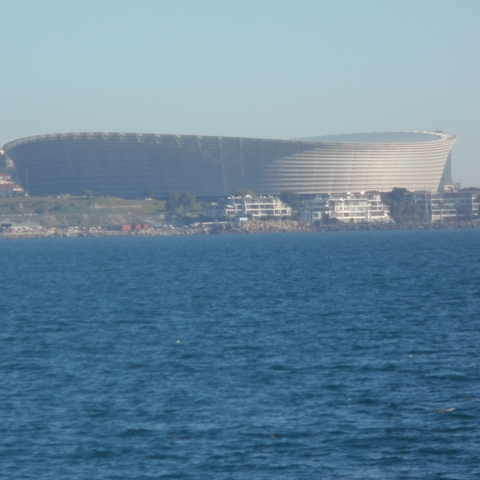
3,131,456,198
5,219,42,232
412,189,479,222
0,182,24,198
120,223,150,231
207,195,291,219
300,192,391,224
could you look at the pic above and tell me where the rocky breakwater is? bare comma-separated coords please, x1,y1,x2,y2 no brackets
205,220,314,235
315,219,480,232
3,219,480,240
123,220,314,235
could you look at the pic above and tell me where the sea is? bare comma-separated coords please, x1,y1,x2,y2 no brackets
1,229,479,479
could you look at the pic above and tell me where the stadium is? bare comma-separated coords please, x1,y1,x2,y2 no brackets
3,131,456,198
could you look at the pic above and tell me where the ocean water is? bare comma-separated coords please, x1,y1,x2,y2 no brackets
1,230,479,479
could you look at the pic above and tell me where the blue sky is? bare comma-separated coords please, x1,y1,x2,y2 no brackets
1,0,479,186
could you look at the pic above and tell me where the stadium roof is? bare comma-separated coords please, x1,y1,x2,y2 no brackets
301,131,449,144
3,131,456,197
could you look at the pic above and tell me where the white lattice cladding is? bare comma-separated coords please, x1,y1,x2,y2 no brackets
4,131,456,197
265,133,456,193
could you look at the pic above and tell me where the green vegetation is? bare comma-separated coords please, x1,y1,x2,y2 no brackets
278,191,301,219
142,189,156,199
0,154,7,172
279,191,301,209
165,191,201,215
0,195,167,217
0,191,216,228
381,188,424,223
82,190,99,199
233,189,255,197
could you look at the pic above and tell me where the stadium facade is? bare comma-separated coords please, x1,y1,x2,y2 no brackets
3,131,456,198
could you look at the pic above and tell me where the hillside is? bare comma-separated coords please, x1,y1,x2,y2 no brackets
0,196,169,228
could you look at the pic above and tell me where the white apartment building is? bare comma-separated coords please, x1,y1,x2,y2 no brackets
207,195,291,219
413,190,479,222
300,192,391,224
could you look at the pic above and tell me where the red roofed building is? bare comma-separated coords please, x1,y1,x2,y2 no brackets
0,183,24,198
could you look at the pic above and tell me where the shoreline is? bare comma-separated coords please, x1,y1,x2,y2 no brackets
1,219,480,240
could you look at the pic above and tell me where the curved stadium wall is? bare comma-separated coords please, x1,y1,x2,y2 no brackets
3,131,456,198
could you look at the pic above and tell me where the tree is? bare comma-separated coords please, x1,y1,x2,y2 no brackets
143,189,155,199
82,190,98,199
165,190,180,212
234,189,255,197
382,188,422,223
279,191,301,209
179,192,196,210
165,191,196,214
